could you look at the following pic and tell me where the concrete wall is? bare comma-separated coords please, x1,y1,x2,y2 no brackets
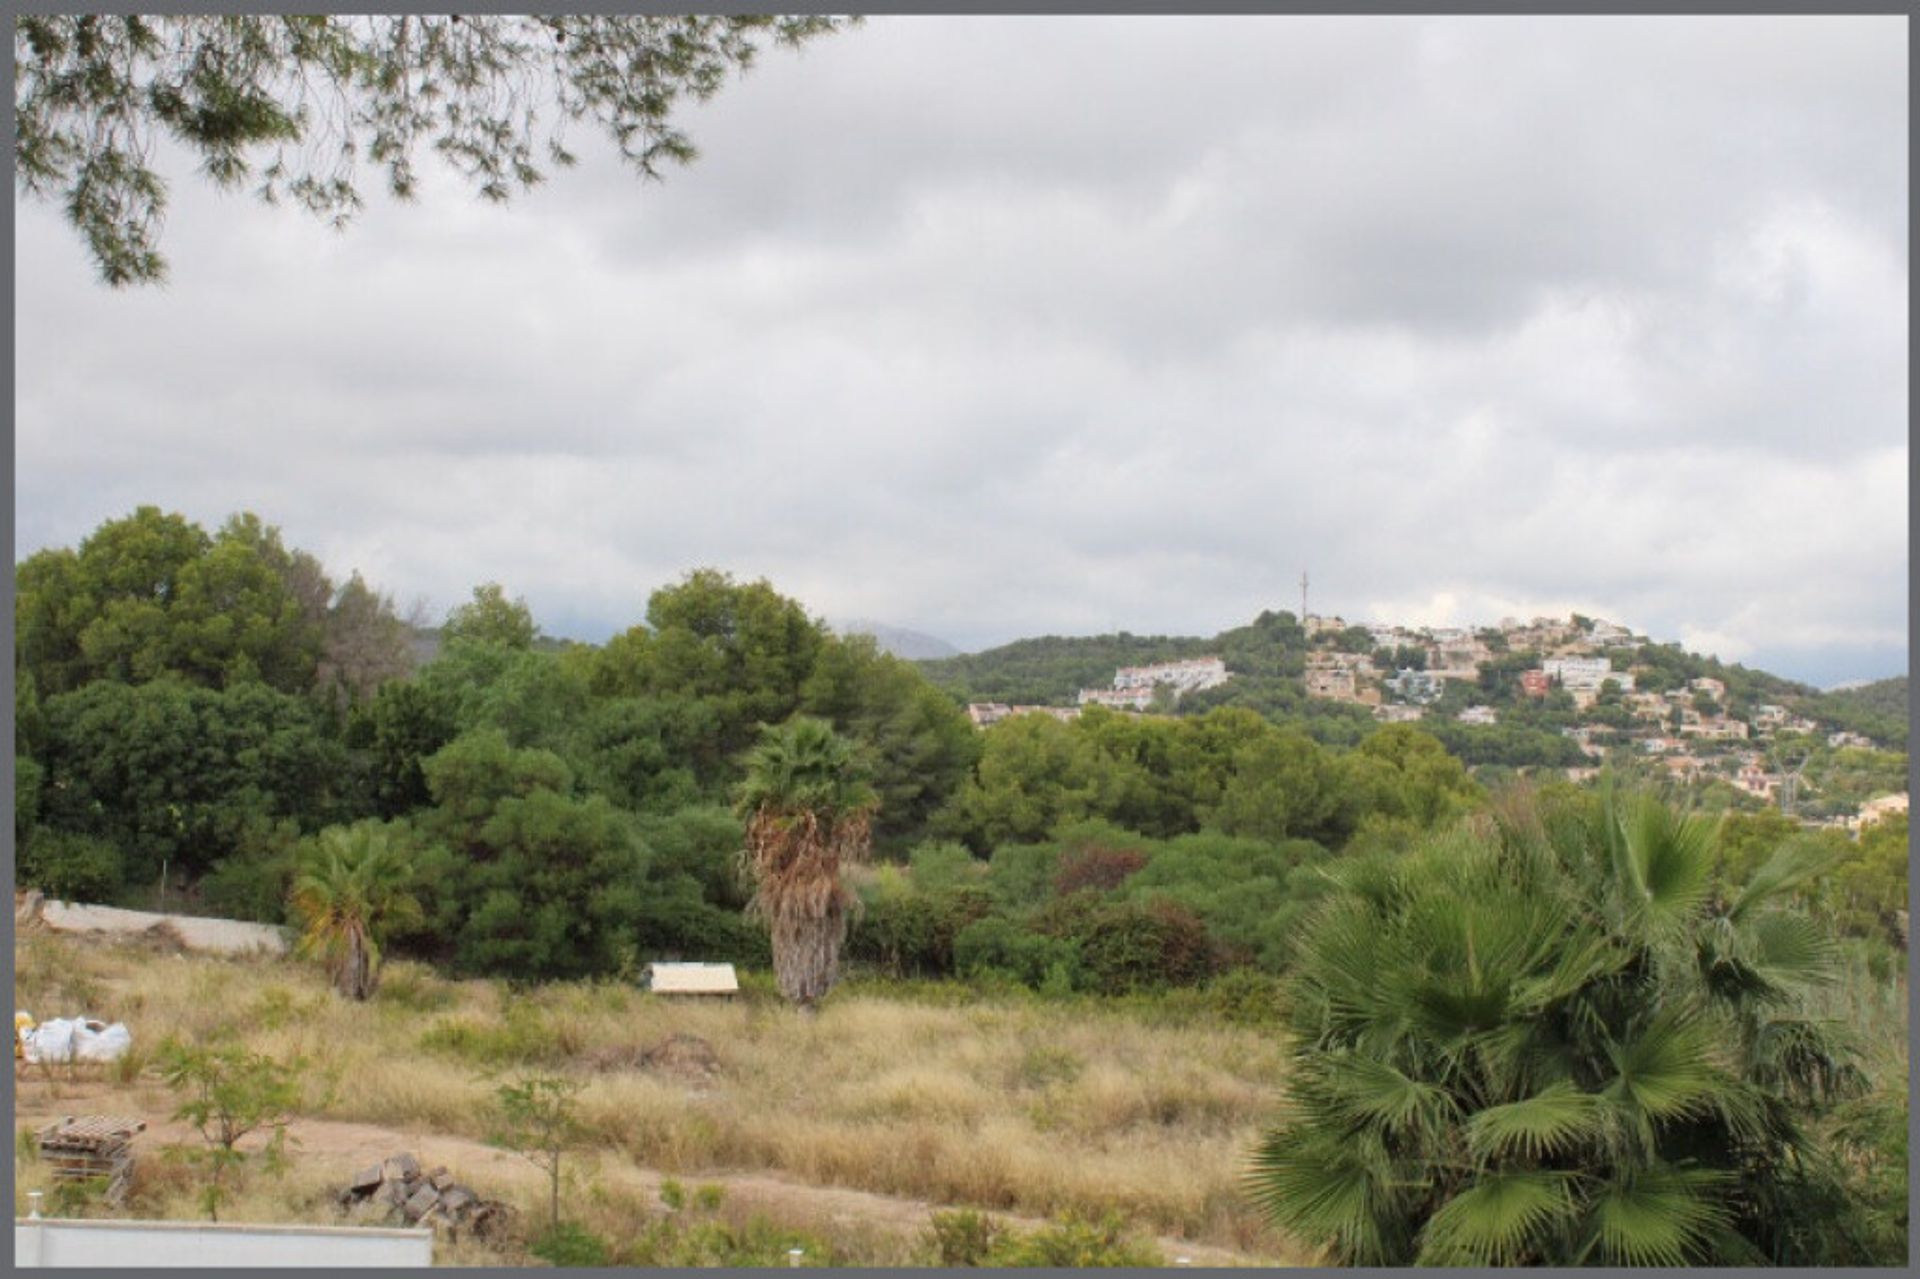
14,1218,432,1268
34,901,288,956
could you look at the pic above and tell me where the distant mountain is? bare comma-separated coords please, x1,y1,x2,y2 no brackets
831,618,962,660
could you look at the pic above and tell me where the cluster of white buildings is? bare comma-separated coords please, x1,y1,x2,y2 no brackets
1079,657,1229,708
968,656,1232,726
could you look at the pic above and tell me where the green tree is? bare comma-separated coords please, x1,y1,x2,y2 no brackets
157,1040,304,1222
1209,727,1342,845
951,712,1109,849
411,729,653,980
800,632,980,853
492,1071,585,1234
17,15,857,285
362,679,458,817
1250,787,1876,1265
289,822,423,1000
443,583,537,651
37,678,349,888
643,570,828,769
15,508,332,697
735,716,876,1011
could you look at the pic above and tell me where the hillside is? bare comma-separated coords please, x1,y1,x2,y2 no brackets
916,631,1223,705
916,610,1907,762
1802,675,1909,750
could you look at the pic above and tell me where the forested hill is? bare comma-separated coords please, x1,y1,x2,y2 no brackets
915,633,1219,705
917,612,1905,750
1805,675,1909,748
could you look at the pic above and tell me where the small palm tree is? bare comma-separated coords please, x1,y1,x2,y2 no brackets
288,823,422,1001
1250,782,1869,1266
735,716,877,1012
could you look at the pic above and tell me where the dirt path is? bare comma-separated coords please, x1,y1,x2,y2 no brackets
15,1080,1290,1266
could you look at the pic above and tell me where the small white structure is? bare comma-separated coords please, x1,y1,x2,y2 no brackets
642,963,740,996
14,1218,431,1268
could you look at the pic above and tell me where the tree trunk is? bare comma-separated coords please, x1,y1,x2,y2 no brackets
341,929,373,1001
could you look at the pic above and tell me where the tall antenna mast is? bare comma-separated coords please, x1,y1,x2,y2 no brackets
1300,569,1309,622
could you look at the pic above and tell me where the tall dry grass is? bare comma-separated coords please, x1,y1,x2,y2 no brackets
13,930,1304,1261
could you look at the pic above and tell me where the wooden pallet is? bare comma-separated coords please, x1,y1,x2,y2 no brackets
38,1115,145,1205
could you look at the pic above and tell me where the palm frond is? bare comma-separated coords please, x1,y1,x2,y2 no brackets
1247,1126,1401,1264
1467,1082,1605,1161
1728,837,1840,924
1418,1170,1577,1265
1604,1011,1720,1121
1586,1164,1730,1267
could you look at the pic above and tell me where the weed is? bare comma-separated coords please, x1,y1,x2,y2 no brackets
925,1209,1004,1265
531,1221,611,1267
1013,1043,1083,1089
371,963,457,1012
985,1211,1164,1266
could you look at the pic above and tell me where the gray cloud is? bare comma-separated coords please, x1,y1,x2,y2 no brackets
15,15,1907,686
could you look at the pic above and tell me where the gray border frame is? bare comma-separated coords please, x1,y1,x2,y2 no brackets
6,4,1912,1278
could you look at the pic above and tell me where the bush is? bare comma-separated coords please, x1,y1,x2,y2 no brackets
984,1212,1163,1266
925,1209,1005,1265
850,881,994,978
1052,845,1148,896
418,1005,552,1066
19,829,123,903
531,1221,611,1267
1073,899,1216,995
953,916,1079,988
624,1214,836,1266
197,835,299,925
1202,967,1288,1027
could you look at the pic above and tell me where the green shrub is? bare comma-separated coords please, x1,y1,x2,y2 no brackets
925,1209,1004,1265
953,917,1078,988
624,1214,836,1266
1012,1044,1083,1089
417,1004,550,1066
372,963,458,1012
531,1221,611,1267
1202,967,1288,1027
197,840,298,925
19,829,123,903
984,1212,1163,1266
1072,899,1216,995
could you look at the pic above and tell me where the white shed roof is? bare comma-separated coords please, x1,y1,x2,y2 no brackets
643,963,739,994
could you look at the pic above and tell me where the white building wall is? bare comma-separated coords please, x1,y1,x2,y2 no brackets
15,1218,433,1268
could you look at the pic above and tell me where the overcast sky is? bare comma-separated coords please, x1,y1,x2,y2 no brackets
14,15,1909,687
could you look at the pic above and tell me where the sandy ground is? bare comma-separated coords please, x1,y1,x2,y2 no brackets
14,1077,1285,1266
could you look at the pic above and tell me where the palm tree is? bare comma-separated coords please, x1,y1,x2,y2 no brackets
288,823,423,1001
735,716,877,1012
1249,782,1871,1266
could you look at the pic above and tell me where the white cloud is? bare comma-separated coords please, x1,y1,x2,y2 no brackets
14,16,1907,684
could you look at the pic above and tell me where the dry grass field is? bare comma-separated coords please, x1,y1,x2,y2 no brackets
12,928,1314,1266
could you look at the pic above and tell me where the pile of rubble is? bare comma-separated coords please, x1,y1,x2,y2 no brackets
336,1152,510,1239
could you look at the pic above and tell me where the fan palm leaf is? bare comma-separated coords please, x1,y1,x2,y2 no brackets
1418,1170,1578,1265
